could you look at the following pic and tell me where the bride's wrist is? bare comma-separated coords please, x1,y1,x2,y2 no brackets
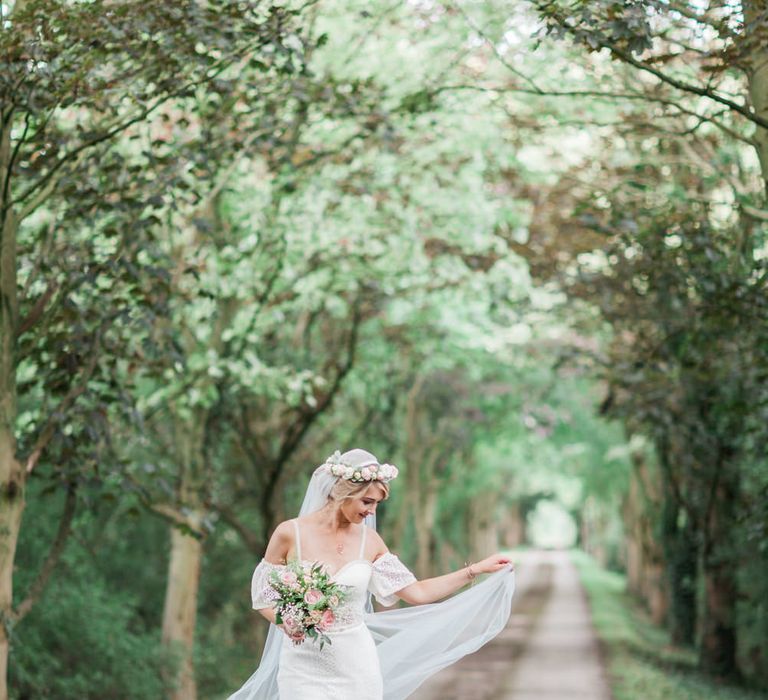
465,562,477,581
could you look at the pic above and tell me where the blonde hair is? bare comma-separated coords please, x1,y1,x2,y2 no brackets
328,478,389,503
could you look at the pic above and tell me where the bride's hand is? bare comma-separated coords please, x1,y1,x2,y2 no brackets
278,623,306,644
472,553,514,575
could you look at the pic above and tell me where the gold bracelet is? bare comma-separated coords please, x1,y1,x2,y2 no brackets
465,562,477,581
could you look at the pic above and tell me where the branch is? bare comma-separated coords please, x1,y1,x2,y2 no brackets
148,503,196,530
14,57,238,221
603,42,768,129
124,472,205,534
20,217,56,299
741,203,768,221
16,279,58,337
12,483,77,623
24,337,101,474
450,1,542,93
263,300,364,509
433,83,754,144
536,5,768,129
211,502,263,555
1,110,30,213
648,0,739,40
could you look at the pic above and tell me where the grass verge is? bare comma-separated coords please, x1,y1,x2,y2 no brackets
570,550,767,700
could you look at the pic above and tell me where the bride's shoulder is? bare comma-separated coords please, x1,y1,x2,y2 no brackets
263,520,295,562
366,527,389,558
271,519,296,537
272,518,309,542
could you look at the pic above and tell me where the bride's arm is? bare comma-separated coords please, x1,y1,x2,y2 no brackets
255,521,292,625
395,554,513,605
370,530,513,606
258,607,278,625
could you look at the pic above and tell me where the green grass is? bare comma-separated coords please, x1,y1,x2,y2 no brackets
570,550,768,700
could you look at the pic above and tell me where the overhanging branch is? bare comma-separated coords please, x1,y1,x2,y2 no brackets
12,483,77,624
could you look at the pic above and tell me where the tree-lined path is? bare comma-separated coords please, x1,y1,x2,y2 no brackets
4,1,768,697
415,550,612,700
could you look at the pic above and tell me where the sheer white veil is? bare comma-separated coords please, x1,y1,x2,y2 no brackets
228,448,516,700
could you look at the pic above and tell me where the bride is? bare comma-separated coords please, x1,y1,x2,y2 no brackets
228,449,516,700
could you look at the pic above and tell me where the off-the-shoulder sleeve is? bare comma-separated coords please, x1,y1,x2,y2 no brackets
250,560,282,610
369,552,417,606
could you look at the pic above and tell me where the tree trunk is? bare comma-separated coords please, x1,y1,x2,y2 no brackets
743,0,768,193
469,490,498,561
411,444,441,579
415,477,438,579
623,466,644,596
0,113,22,700
0,440,24,700
624,451,668,625
660,490,697,646
162,516,204,700
161,415,208,700
502,501,526,548
699,468,740,677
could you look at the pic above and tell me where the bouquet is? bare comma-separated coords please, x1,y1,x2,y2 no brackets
268,561,346,649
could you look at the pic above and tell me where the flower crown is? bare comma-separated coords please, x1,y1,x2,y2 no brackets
321,450,399,484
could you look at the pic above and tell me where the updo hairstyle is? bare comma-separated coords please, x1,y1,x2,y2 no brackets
328,478,389,504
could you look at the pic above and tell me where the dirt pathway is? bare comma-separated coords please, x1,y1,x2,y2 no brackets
412,550,612,700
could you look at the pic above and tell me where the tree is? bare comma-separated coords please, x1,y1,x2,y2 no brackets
0,2,300,697
470,0,768,677
592,203,768,675
532,1,768,190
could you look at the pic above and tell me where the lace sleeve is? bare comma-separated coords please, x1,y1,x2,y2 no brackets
369,552,417,606
250,560,282,610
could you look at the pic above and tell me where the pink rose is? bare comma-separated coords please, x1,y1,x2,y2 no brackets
288,630,305,645
282,615,303,636
280,570,298,587
304,588,323,606
317,608,335,631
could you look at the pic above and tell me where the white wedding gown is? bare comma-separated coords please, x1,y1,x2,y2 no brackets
231,519,516,700
251,521,416,699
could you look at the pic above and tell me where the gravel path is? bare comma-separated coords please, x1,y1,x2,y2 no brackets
412,549,613,700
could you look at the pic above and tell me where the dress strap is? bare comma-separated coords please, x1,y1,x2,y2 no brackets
358,524,367,559
292,519,302,560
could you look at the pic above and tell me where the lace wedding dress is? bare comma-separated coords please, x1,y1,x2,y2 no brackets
232,519,516,700
228,452,516,700
250,521,415,698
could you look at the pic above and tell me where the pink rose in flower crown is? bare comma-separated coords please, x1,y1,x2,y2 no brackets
317,608,335,631
304,588,323,606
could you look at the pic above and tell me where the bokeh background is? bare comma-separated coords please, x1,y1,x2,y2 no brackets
2,1,767,699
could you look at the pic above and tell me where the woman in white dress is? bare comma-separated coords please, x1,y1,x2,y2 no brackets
228,449,516,700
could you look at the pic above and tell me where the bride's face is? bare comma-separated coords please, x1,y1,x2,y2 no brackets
340,483,386,524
